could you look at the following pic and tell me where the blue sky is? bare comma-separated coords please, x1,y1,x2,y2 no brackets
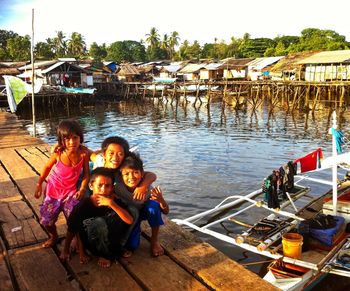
0,0,349,47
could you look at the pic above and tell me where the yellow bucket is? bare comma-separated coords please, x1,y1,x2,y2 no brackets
282,233,303,259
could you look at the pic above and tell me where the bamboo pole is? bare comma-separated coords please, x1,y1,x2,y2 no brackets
31,9,36,136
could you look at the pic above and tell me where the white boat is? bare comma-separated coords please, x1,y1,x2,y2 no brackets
153,77,177,83
173,111,350,290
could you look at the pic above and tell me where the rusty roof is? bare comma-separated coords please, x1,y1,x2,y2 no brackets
117,64,140,76
297,50,350,64
270,51,320,72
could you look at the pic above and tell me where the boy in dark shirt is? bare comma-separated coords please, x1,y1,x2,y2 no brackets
60,167,134,268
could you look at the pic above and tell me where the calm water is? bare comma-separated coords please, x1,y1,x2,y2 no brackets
15,98,350,275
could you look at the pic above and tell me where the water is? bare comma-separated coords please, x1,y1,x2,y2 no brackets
15,99,350,275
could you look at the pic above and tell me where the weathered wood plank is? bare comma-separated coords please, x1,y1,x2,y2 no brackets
0,201,48,248
0,163,22,202
0,148,67,237
16,147,50,175
0,239,14,291
120,238,208,290
59,243,142,291
9,245,77,291
142,218,278,291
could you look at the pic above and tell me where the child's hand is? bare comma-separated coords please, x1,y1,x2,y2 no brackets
34,183,43,199
150,186,165,204
75,189,85,200
133,185,148,201
96,195,112,207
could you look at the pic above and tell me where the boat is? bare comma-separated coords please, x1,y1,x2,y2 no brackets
173,111,350,290
60,86,96,94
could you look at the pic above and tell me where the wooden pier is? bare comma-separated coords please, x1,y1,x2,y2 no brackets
0,111,277,290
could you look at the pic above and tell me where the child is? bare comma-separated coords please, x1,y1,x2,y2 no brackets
60,167,134,268
34,119,90,248
116,152,169,257
91,136,157,201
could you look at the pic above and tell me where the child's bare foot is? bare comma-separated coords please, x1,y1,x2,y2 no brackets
70,236,78,254
97,257,111,268
42,236,57,248
151,241,164,257
59,251,70,262
79,253,91,264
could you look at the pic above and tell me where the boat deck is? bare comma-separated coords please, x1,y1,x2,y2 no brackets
0,111,277,290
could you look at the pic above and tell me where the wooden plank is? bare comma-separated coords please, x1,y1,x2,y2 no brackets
16,147,50,174
0,201,48,248
58,243,142,291
0,148,67,237
0,239,14,291
0,163,22,202
120,238,208,290
142,218,278,291
9,245,76,291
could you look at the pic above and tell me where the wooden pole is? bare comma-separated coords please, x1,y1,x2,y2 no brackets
31,8,36,137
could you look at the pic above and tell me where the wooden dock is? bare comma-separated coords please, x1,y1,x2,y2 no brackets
0,111,277,291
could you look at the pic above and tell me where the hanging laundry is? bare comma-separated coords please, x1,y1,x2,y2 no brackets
293,148,323,173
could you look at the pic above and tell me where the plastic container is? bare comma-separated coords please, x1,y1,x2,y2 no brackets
282,233,303,259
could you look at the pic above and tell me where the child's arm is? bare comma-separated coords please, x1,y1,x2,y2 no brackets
34,153,58,198
133,171,157,201
75,153,90,200
96,196,134,224
150,186,169,215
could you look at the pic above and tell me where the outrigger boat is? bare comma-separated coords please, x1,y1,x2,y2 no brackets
173,111,350,290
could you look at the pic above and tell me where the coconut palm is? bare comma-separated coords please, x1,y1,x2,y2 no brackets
54,31,66,57
145,27,160,49
169,31,180,60
67,32,86,58
160,34,170,59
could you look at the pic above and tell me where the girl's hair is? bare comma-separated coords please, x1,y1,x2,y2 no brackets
57,119,84,147
101,136,130,155
120,152,144,172
90,167,115,184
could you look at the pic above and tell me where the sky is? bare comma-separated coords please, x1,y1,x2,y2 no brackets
0,0,349,47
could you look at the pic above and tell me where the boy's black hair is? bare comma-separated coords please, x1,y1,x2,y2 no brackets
90,167,115,184
101,136,130,155
57,119,84,147
120,152,144,172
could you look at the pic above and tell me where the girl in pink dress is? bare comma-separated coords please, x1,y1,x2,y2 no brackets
34,119,90,248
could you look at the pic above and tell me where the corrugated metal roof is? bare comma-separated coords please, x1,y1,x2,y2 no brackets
162,64,183,73
19,60,57,70
204,63,224,70
297,50,350,64
179,64,206,73
270,51,319,73
247,56,284,70
41,61,65,74
221,58,254,67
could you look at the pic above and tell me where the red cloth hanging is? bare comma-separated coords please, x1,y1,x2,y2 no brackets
293,148,323,173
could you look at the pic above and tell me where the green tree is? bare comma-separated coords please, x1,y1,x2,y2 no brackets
107,40,146,63
67,32,86,58
186,40,202,60
0,29,19,60
35,41,55,59
7,35,31,61
177,40,190,60
89,42,107,62
288,28,348,52
240,38,275,57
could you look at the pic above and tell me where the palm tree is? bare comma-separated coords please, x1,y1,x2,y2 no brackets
54,31,66,57
145,27,160,49
67,32,86,58
160,34,170,59
169,31,180,60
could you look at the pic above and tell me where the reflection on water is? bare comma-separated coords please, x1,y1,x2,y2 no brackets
15,99,350,273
